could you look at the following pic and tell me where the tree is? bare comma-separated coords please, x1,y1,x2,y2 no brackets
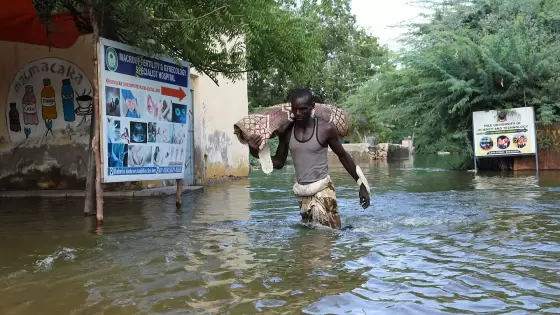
342,0,560,164
33,0,322,85
248,0,392,109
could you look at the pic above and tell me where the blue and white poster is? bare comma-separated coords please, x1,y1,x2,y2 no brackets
99,37,190,182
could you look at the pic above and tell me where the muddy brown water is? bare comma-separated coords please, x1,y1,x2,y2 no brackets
0,155,559,314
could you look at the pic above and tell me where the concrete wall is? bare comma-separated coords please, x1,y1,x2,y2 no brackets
327,142,411,165
0,36,249,190
190,70,249,184
327,143,376,165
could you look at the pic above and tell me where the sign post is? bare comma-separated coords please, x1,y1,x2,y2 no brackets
472,125,478,172
98,38,191,184
472,107,538,173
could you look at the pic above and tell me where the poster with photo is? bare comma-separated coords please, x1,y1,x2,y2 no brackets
472,107,537,157
99,37,190,182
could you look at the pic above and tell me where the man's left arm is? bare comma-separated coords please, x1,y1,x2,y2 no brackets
325,125,371,209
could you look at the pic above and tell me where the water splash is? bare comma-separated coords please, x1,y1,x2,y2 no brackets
35,247,77,272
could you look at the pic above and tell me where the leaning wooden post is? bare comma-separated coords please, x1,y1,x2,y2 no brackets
87,0,104,225
176,179,183,208
84,110,95,215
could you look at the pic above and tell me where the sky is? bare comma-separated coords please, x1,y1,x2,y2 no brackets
351,0,428,50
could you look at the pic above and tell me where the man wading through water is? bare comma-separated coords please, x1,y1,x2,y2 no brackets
248,88,371,229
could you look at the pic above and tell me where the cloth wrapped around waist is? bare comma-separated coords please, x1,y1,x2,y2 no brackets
292,175,332,197
292,176,340,228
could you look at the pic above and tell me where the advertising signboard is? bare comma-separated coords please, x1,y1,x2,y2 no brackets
473,107,537,158
99,38,190,182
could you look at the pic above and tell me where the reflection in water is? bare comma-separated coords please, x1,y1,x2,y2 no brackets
1,155,560,314
473,173,543,202
473,173,540,190
182,180,256,312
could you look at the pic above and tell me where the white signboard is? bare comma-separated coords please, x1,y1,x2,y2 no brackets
99,38,190,182
472,107,537,157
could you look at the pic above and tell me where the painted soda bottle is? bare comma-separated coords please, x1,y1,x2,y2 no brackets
9,102,22,132
61,79,75,121
22,85,39,125
41,78,57,120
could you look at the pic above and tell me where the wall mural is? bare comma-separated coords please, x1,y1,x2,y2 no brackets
5,58,93,145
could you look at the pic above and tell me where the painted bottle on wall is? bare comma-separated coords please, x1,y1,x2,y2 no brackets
9,102,22,132
22,85,39,125
61,79,75,122
41,78,57,120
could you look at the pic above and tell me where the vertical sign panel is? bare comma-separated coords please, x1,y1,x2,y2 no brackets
99,37,191,182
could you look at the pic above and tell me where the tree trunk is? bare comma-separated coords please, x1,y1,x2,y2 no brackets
87,0,104,225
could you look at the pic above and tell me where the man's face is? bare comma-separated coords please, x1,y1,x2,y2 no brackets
291,101,313,122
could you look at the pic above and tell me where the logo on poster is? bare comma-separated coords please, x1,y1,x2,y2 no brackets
106,47,119,72
496,111,508,122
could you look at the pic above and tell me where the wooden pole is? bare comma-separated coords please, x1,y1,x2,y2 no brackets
93,135,103,224
87,0,104,225
84,111,95,216
176,179,183,208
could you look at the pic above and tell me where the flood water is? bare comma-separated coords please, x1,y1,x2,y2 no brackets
1,155,559,314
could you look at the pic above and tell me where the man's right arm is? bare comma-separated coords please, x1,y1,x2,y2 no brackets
248,130,290,169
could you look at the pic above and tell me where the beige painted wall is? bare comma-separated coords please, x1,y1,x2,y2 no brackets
0,35,249,190
190,70,250,184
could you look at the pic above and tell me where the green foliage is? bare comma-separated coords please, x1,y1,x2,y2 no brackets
341,75,400,143
35,0,321,85
248,0,392,108
343,0,560,154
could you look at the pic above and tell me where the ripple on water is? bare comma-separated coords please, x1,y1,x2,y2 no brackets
254,299,287,311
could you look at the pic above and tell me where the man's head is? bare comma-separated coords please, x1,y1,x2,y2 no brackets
289,88,315,122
